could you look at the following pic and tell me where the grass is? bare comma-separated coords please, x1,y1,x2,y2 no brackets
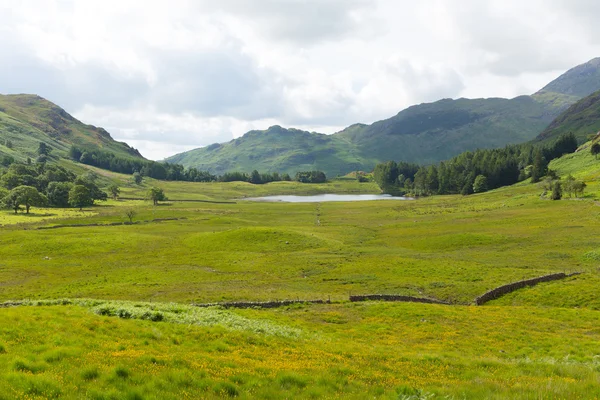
2,148,600,397
0,181,597,304
0,302,599,399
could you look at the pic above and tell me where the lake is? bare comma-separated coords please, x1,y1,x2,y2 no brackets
243,194,414,203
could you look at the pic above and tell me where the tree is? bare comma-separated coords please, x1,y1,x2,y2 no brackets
147,187,166,205
249,170,262,184
3,185,47,214
125,209,137,223
563,174,576,197
108,185,121,200
373,161,399,194
530,150,547,183
37,142,51,156
46,182,73,207
74,175,107,203
551,181,562,200
591,142,600,159
0,187,8,203
69,185,94,211
573,181,587,198
281,173,292,181
472,175,488,193
133,171,143,184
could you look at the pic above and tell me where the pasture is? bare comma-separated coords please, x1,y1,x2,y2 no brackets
1,170,600,398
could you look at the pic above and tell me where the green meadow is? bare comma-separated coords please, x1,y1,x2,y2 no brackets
1,151,600,398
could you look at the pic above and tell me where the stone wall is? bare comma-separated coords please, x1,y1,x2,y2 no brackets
474,272,581,305
349,294,449,305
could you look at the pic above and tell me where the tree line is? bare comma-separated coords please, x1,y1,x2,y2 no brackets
69,146,326,184
374,133,579,196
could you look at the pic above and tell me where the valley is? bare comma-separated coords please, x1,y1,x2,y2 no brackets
1,144,600,398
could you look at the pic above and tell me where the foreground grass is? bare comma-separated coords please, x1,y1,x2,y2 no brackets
0,302,599,399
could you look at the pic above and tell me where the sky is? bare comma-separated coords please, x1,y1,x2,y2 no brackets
1,0,600,160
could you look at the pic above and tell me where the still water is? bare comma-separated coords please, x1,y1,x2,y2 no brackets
244,194,414,203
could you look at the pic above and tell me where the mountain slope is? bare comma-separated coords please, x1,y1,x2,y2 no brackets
337,96,553,165
169,57,600,175
535,57,600,99
0,94,143,162
535,89,600,144
166,125,375,176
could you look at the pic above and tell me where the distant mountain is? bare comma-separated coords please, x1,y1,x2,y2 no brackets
535,57,600,98
166,125,376,177
536,89,600,144
168,57,600,176
0,94,143,163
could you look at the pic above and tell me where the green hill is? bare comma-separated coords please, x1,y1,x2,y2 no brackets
165,125,377,176
535,89,600,144
166,57,600,176
0,94,143,163
337,95,555,166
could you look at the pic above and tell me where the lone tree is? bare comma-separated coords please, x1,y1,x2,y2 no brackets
3,185,47,214
133,171,143,185
69,185,94,211
108,185,121,200
125,209,137,223
591,142,600,159
472,175,488,193
147,187,166,206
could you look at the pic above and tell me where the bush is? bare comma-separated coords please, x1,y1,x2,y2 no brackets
141,311,164,322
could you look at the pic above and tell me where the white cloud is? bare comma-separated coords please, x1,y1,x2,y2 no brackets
1,0,599,160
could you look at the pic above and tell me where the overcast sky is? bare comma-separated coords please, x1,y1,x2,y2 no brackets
1,0,600,160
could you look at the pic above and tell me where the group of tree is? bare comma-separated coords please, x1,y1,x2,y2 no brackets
0,155,109,213
70,145,325,185
295,171,327,183
373,133,579,196
69,146,217,183
220,170,292,184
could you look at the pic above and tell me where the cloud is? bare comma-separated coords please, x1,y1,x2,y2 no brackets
1,0,599,160
197,0,381,45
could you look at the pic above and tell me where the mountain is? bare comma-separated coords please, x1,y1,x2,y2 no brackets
535,89,600,144
0,94,143,162
165,125,377,177
535,57,600,99
166,57,600,176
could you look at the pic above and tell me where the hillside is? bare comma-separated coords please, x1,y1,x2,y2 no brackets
166,125,377,176
166,57,600,176
337,95,553,165
535,57,600,98
0,94,143,163
535,89,600,144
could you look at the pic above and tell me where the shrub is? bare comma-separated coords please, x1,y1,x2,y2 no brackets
117,309,133,319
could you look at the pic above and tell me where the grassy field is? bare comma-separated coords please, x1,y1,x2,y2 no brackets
2,151,600,398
